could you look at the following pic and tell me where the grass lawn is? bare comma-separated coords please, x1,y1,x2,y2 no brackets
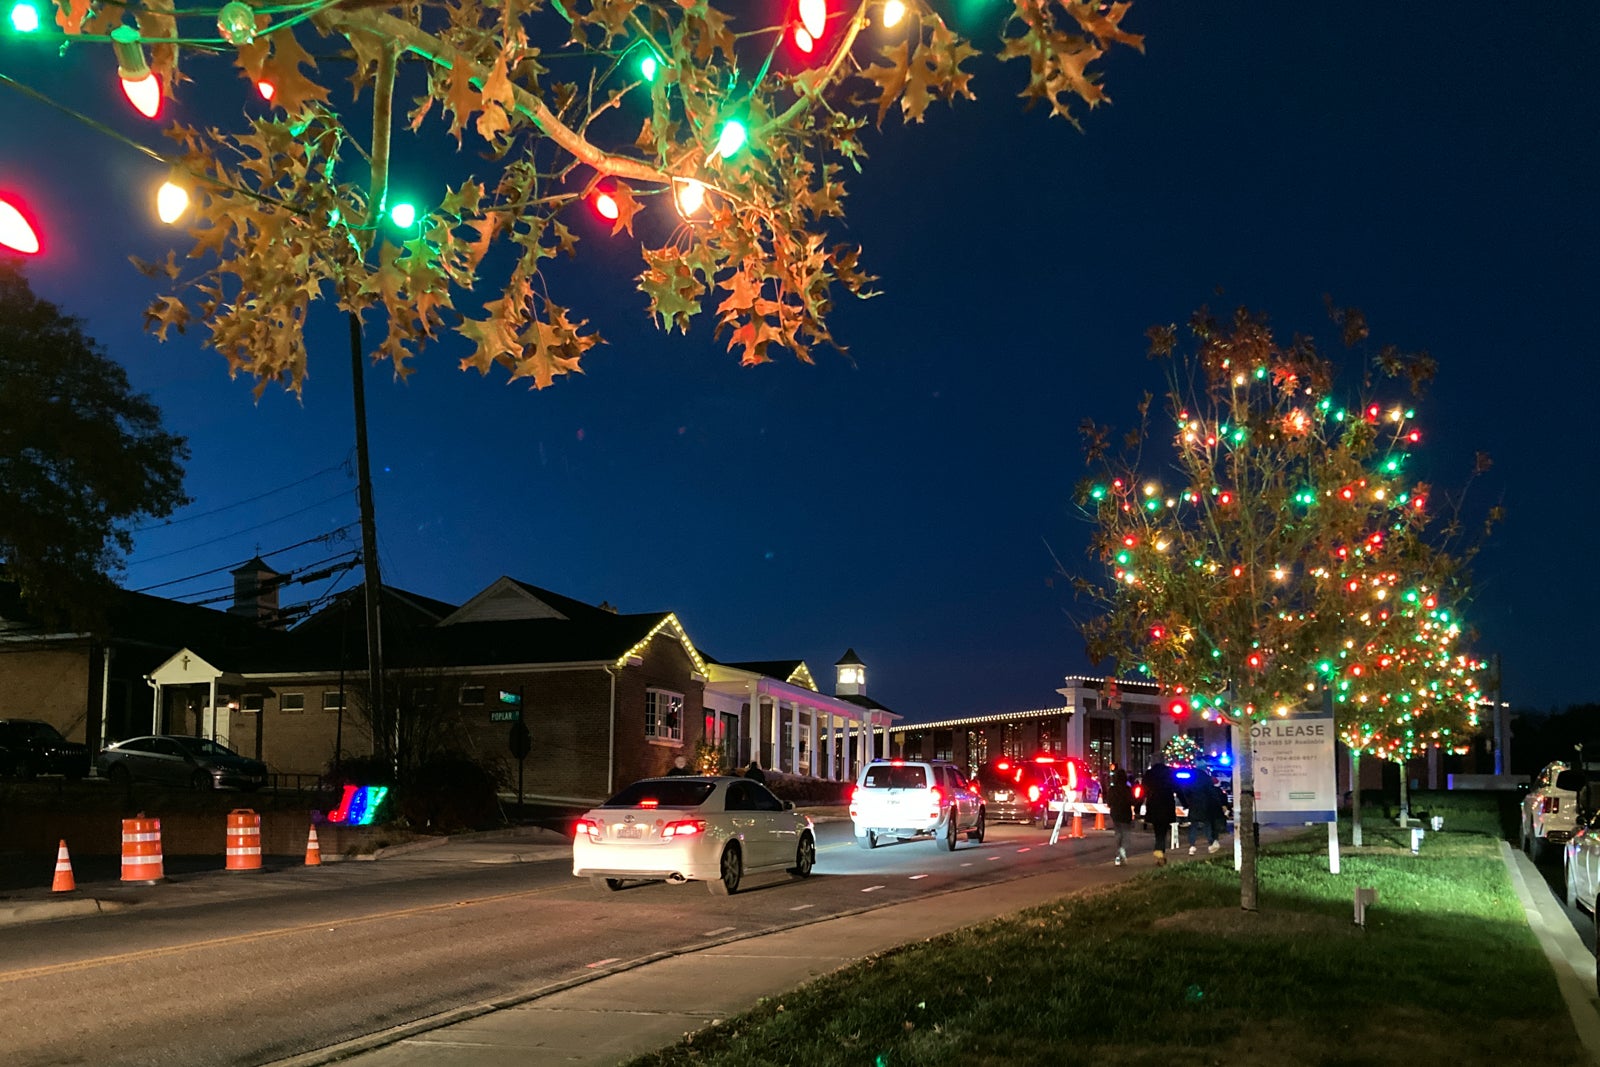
628,799,1580,1067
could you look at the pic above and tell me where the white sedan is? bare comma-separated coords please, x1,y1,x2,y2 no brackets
573,775,817,895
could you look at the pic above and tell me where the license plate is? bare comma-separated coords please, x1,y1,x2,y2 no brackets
995,791,1011,801
616,826,642,839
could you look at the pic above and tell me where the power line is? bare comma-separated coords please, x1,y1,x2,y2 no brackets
130,492,356,565
133,455,352,532
150,547,360,602
132,528,357,592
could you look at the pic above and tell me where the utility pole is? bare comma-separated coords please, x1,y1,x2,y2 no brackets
350,311,385,758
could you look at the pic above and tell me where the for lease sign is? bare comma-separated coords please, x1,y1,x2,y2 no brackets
1246,712,1336,824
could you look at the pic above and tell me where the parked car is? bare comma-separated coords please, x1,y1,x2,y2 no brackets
1031,754,1101,805
849,758,984,851
1522,761,1582,863
572,776,815,895
96,735,267,791
972,757,1065,825
0,719,89,779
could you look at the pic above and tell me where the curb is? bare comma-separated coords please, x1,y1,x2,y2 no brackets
0,896,126,925
1500,840,1600,1064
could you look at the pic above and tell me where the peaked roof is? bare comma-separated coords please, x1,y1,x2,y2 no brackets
437,576,617,626
836,648,864,666
720,660,818,691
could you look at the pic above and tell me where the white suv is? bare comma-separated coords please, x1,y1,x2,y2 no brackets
1522,761,1581,863
850,759,985,851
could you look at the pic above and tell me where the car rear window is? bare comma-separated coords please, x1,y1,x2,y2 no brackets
603,780,716,808
861,765,929,790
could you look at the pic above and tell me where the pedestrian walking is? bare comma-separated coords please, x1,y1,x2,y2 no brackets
1104,767,1136,866
1183,770,1227,854
743,760,767,785
1140,757,1179,866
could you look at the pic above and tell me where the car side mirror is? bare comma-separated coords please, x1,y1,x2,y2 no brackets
783,800,795,811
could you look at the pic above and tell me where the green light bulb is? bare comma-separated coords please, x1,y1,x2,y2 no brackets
715,120,747,159
639,55,658,82
9,1,40,31
390,202,417,228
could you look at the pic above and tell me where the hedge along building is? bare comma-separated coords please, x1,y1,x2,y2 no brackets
887,677,1233,785
134,576,892,802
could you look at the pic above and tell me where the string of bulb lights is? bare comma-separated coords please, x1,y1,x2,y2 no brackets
0,0,915,257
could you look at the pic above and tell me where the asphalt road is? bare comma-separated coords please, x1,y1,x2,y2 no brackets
0,817,1124,1067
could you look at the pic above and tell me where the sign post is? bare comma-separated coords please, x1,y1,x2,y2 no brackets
503,689,530,813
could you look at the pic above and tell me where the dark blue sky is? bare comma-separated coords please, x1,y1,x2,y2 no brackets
4,5,1596,720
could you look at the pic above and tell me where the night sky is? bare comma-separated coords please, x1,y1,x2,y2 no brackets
3,5,1596,721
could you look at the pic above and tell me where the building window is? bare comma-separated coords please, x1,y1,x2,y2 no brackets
1130,722,1155,775
240,694,263,714
281,693,305,713
966,729,988,769
932,729,954,762
459,686,486,707
1088,717,1116,783
1038,719,1059,754
645,689,683,742
323,691,345,712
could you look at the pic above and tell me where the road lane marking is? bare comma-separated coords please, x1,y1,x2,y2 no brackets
789,904,814,911
908,874,928,880
703,926,736,936
960,862,973,867
587,957,621,968
0,883,574,985
988,856,1001,861
861,885,885,893
1017,847,1032,853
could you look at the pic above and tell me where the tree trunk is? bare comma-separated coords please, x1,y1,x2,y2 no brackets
1236,721,1259,911
1398,762,1411,826
1350,747,1363,847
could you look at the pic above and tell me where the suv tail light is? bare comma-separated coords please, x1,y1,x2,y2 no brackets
1028,785,1041,802
928,785,943,819
662,819,706,839
574,818,601,841
1544,797,1559,814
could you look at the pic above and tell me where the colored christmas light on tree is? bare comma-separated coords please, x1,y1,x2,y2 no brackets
1077,305,1495,908
1162,733,1203,767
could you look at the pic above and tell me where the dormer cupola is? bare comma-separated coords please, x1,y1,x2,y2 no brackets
835,648,866,697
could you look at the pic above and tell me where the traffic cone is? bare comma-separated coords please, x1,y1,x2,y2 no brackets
304,824,322,866
51,839,76,892
1093,810,1106,832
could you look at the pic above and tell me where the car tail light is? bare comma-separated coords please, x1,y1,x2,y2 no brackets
1028,785,1041,802
662,819,706,839
928,785,942,818
574,818,601,841
1544,797,1559,814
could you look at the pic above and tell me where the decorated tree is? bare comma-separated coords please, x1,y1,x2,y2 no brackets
1161,732,1201,768
1076,304,1493,910
2,1,1143,390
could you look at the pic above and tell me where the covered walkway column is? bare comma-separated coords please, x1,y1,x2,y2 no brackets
746,683,762,771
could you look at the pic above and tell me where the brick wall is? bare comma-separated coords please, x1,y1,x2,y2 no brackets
0,645,93,739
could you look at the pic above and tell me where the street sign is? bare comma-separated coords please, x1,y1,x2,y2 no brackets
489,710,519,722
499,690,522,705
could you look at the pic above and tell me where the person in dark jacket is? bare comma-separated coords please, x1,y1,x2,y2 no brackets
743,760,767,785
1104,767,1136,866
1183,770,1227,854
1140,758,1179,866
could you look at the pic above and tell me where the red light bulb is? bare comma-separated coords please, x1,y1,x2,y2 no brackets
592,192,619,221
0,194,40,254
121,72,162,118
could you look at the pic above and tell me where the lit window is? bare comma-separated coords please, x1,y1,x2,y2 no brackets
646,689,684,742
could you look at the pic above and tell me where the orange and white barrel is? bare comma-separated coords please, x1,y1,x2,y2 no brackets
120,817,164,883
226,809,262,872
